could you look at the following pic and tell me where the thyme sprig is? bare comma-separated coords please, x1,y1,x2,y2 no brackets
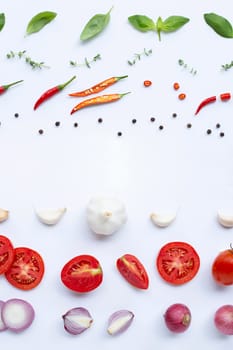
6,50,49,69
69,54,101,68
221,60,233,71
127,48,152,66
178,59,197,75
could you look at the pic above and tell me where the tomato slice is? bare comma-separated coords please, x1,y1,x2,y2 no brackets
156,241,200,285
0,235,14,274
61,254,103,293
5,247,45,290
116,254,149,289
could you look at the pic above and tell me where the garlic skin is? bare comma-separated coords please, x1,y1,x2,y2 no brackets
217,211,233,228
0,208,9,223
35,207,66,225
62,307,93,335
150,212,176,228
107,310,134,336
87,197,127,235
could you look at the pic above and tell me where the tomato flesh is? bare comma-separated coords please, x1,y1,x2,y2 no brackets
212,248,233,286
61,254,103,293
116,254,149,289
0,235,14,274
156,242,200,285
5,247,45,290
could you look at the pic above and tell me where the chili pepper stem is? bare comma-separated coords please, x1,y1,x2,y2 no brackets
3,79,23,90
59,75,76,90
116,75,128,81
120,92,131,98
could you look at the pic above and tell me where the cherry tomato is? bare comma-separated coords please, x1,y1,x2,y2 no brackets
156,242,200,285
144,80,152,87
116,253,149,289
5,247,45,290
61,254,103,293
0,235,14,274
212,246,233,286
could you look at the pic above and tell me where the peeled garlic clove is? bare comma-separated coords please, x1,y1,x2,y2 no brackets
0,208,9,223
107,310,134,336
217,211,233,228
62,307,93,335
150,212,176,228
35,207,66,225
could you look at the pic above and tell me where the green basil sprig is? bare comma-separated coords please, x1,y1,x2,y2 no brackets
204,13,233,38
0,13,5,32
26,11,57,35
128,14,189,41
80,6,113,41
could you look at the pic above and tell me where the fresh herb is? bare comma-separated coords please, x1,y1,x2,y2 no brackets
204,13,233,38
80,7,113,41
128,48,152,65
6,50,49,69
178,59,197,75
26,11,57,35
128,14,189,41
221,60,233,71
0,13,5,32
69,54,101,68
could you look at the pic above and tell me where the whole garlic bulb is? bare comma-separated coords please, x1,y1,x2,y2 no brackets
87,196,127,235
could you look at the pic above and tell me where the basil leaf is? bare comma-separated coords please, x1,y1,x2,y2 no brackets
204,13,233,38
128,15,156,32
0,13,5,32
161,16,190,32
26,11,57,35
80,7,113,41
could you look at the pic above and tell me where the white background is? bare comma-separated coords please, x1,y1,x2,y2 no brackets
0,0,233,348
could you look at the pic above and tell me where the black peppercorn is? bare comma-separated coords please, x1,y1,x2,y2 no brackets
172,113,177,118
132,119,137,124
98,118,103,123
159,125,164,130
55,121,60,127
206,129,212,135
14,113,19,118
216,123,221,129
150,117,155,122
38,129,44,135
73,123,78,128
117,132,122,137
220,132,225,137
186,123,192,128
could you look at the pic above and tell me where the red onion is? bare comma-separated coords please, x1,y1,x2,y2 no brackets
1,298,35,333
107,310,134,336
214,305,233,335
164,303,191,333
0,300,7,332
62,307,93,335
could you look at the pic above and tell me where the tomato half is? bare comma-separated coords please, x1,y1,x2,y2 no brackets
156,241,200,285
116,254,149,289
0,235,14,274
61,254,103,293
212,247,233,286
5,247,45,290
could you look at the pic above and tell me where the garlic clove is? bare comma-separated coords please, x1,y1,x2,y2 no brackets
150,212,176,228
217,210,233,228
0,208,9,223
35,207,66,225
62,307,93,335
107,310,134,336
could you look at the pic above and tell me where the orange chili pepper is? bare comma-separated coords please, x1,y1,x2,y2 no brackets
69,75,128,97
178,93,186,100
70,92,130,115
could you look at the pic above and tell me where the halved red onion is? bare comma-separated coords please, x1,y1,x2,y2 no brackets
0,300,7,332
107,310,134,335
62,307,93,335
164,303,191,333
214,305,233,335
1,298,35,332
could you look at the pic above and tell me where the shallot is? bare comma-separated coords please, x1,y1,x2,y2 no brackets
62,307,93,335
214,305,233,335
164,303,191,333
0,300,7,332
107,310,134,336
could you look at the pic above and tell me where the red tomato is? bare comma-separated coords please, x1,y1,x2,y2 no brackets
212,247,233,286
0,235,14,274
5,247,45,290
156,241,200,285
116,254,149,289
61,254,103,293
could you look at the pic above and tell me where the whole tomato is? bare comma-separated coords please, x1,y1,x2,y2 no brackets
212,245,233,286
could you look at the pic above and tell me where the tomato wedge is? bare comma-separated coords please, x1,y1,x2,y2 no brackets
0,235,14,274
61,254,103,293
5,247,45,290
116,253,149,289
156,241,200,285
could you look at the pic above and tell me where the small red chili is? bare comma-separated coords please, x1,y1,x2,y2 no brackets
0,80,23,95
34,76,76,110
178,93,186,100
220,92,231,101
144,80,152,87
194,95,217,115
173,82,180,90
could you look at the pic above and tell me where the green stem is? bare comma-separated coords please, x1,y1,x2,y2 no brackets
120,92,131,98
116,75,128,81
3,79,23,90
59,75,76,90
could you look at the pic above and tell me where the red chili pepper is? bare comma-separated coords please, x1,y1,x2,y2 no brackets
34,75,76,110
194,95,217,115
173,82,180,90
220,92,231,101
178,93,186,100
0,80,23,95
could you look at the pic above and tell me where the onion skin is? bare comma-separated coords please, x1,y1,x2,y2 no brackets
164,303,191,333
214,305,233,335
62,307,93,335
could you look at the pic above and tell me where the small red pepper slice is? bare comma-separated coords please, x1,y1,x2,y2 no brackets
220,92,231,101
0,80,23,95
194,95,217,115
